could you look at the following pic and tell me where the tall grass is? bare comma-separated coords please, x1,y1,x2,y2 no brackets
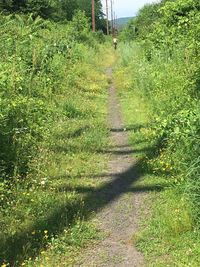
118,41,200,203
0,11,100,179
116,41,200,266
0,13,111,266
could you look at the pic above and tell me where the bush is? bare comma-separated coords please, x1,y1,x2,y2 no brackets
0,12,98,179
120,0,200,226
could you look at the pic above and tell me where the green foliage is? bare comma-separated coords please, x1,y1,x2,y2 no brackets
119,19,137,42
117,42,200,266
0,10,110,266
134,3,161,39
0,0,107,31
119,3,161,41
0,11,100,180
118,0,200,263
59,0,79,21
76,0,106,31
70,10,91,43
0,0,56,18
120,0,200,227
0,96,50,176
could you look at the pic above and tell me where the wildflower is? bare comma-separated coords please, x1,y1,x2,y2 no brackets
44,230,48,234
1,263,8,267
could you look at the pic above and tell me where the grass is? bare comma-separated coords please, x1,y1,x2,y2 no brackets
114,45,200,266
0,46,116,267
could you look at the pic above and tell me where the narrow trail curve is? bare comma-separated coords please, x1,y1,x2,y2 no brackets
77,68,144,267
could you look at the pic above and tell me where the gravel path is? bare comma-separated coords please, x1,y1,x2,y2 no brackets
76,68,145,267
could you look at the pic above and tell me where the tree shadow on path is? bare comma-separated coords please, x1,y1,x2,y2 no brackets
1,154,166,266
0,119,166,266
110,123,148,133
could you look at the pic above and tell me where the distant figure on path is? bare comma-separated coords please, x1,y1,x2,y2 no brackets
113,37,117,50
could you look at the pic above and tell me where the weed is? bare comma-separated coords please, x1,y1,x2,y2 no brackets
0,12,113,266
115,42,200,266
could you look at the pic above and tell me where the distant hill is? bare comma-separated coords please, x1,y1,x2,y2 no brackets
115,17,134,29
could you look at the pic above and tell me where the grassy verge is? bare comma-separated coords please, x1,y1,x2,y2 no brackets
0,45,115,267
114,44,200,267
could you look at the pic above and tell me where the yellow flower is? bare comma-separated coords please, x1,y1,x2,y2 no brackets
21,262,26,266
31,230,36,235
44,230,48,234
1,263,8,267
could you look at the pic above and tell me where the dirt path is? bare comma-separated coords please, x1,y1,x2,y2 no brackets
77,69,144,266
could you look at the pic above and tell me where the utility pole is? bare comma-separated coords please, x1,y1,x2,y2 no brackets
111,0,114,35
106,0,109,35
114,11,116,34
92,0,95,32
114,11,117,35
115,14,118,34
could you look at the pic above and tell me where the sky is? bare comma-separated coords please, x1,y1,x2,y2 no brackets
101,0,159,19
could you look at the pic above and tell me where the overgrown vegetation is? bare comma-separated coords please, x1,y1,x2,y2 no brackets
0,0,106,31
4,0,200,265
0,7,115,266
117,0,200,265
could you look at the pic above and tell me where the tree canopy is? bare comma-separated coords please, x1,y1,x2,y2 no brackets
0,0,106,30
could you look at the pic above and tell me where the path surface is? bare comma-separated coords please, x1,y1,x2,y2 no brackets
77,69,144,267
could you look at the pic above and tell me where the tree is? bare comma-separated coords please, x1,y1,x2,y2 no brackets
0,0,56,18
134,3,161,39
59,0,78,21
0,0,106,31
76,0,105,30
